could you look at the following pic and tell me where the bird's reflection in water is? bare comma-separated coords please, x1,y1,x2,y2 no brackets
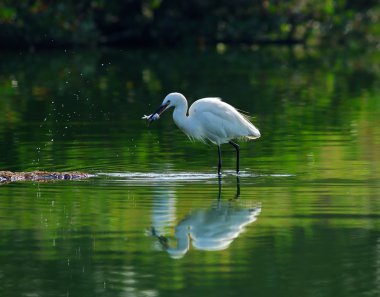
151,177,261,259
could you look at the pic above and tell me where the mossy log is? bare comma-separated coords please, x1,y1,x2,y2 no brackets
0,170,93,183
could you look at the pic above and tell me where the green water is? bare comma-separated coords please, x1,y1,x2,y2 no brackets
1,47,380,297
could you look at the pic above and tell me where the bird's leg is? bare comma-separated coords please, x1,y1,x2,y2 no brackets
217,145,222,176
218,174,222,194
235,176,240,199
217,175,222,204
229,141,240,174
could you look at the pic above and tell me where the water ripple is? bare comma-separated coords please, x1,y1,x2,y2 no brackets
97,171,294,182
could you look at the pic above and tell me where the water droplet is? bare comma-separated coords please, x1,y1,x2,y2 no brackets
11,80,18,88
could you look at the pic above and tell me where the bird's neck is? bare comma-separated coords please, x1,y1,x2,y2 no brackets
172,102,191,132
167,232,190,259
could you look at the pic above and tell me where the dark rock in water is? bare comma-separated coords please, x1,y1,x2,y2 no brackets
0,170,93,183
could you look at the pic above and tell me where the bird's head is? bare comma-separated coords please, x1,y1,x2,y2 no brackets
161,92,186,108
143,92,185,123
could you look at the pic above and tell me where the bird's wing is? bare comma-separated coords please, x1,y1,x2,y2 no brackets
188,98,228,141
189,98,246,122
188,98,222,114
189,98,259,142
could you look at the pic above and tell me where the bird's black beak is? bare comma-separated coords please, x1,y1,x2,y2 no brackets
148,103,169,121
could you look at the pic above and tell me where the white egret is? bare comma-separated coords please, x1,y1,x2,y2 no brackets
143,92,261,175
153,201,261,259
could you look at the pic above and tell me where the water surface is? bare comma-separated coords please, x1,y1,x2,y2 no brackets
0,46,380,297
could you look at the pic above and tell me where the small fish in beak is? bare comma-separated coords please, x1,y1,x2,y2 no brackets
142,102,170,123
142,113,160,122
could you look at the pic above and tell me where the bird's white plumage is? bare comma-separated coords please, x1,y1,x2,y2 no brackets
160,93,260,145
143,92,261,174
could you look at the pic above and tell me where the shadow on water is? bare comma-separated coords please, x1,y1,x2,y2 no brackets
150,177,261,259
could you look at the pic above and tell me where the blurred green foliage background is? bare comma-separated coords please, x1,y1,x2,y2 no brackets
0,0,379,48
